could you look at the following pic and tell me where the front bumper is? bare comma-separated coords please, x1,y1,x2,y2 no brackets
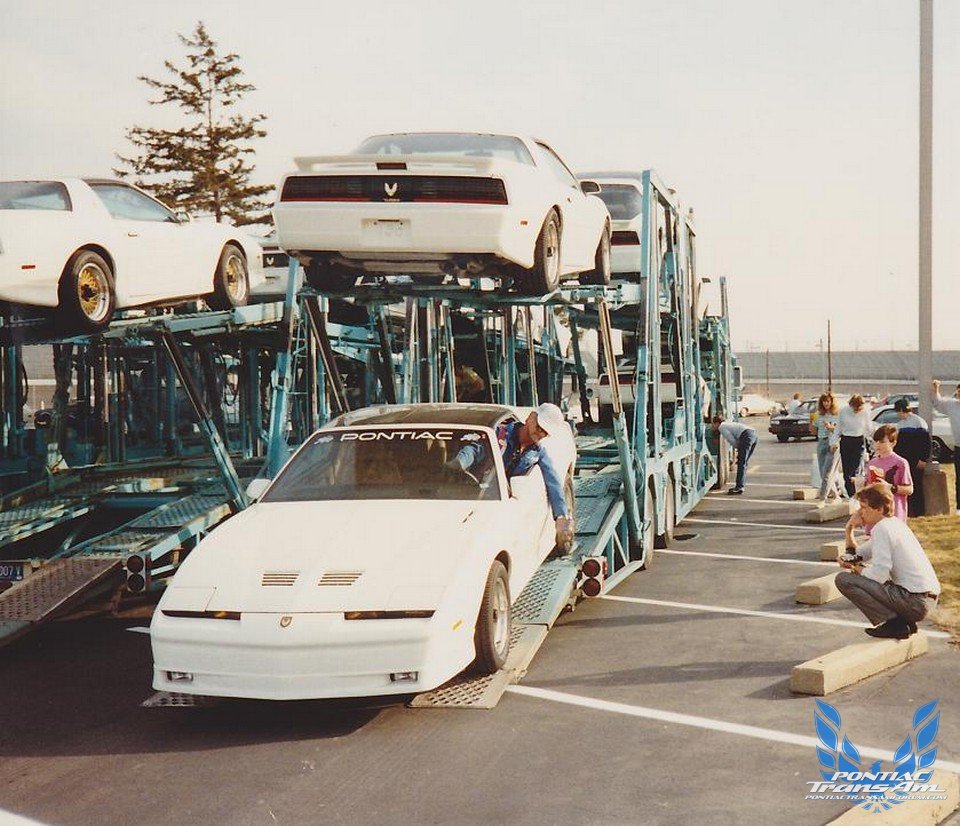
150,611,472,700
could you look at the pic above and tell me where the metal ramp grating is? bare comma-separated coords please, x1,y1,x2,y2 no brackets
0,556,121,622
129,494,229,529
574,474,621,498
89,531,165,553
0,497,81,530
142,691,221,709
512,563,578,626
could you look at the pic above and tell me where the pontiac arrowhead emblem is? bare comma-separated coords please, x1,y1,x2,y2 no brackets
384,182,398,198
280,615,293,628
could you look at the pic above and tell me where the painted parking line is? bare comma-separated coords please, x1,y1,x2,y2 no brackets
684,517,844,533
598,594,953,639
745,482,813,489
749,470,807,475
703,497,812,506
657,549,837,568
505,685,960,774
0,809,47,825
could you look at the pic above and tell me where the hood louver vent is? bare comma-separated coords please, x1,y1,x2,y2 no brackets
261,571,300,587
318,571,363,587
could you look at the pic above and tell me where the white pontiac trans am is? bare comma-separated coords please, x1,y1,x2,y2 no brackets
0,178,265,331
150,403,577,701
577,172,644,279
272,132,612,295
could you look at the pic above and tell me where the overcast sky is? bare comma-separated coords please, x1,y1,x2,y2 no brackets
2,0,957,352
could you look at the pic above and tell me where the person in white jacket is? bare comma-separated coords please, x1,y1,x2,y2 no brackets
932,379,960,515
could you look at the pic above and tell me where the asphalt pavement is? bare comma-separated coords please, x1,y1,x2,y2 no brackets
1,421,957,826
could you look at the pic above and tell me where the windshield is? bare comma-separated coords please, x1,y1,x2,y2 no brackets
596,184,642,220
354,133,535,165
262,427,501,502
0,181,72,211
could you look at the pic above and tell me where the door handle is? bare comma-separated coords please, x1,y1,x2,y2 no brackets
127,231,139,237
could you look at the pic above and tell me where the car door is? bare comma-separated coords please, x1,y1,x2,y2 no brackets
533,141,595,272
86,183,190,301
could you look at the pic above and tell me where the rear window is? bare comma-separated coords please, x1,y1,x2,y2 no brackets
0,181,72,211
596,184,642,220
354,133,535,165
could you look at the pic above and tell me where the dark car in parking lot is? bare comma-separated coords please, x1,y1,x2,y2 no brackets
769,398,817,442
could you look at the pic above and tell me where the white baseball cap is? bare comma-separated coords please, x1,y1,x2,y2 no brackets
535,403,567,436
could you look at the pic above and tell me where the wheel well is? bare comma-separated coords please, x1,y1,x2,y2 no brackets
64,245,115,279
550,206,562,231
495,551,511,575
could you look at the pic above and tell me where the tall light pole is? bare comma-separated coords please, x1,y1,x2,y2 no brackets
919,0,933,423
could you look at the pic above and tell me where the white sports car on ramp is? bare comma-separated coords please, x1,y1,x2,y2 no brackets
150,403,576,700
272,132,611,295
0,178,264,331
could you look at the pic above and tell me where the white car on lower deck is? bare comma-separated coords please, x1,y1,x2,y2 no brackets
150,403,576,700
272,132,611,295
0,178,264,331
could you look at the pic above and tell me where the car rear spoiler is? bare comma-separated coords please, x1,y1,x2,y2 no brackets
293,154,499,175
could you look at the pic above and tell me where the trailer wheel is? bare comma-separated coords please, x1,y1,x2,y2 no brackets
714,438,730,489
305,262,358,292
641,486,655,568
580,224,611,286
654,478,675,549
207,244,249,310
517,210,561,295
473,561,510,674
58,250,116,332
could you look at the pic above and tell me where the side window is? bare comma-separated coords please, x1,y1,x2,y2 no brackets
534,143,578,187
91,184,176,223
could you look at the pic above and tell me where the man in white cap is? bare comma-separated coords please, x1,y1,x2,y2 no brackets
449,402,574,548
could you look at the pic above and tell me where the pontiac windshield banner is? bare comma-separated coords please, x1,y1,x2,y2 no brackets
806,699,947,813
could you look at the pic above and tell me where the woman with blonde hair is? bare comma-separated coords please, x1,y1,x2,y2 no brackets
815,391,840,500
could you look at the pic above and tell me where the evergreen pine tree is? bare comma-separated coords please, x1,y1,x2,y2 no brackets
115,22,271,225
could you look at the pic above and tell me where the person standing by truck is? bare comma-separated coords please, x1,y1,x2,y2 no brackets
712,416,758,495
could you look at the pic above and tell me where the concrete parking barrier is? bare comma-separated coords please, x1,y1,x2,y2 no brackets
790,634,928,695
793,488,819,500
821,540,845,561
796,573,841,605
805,500,857,523
828,769,959,825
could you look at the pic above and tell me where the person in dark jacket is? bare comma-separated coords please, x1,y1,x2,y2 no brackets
893,398,931,516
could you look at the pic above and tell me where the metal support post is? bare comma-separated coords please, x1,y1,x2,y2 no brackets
919,0,934,423
159,331,247,511
568,316,591,422
523,306,538,407
375,307,397,404
304,297,349,415
599,299,642,553
265,258,302,477
502,308,517,405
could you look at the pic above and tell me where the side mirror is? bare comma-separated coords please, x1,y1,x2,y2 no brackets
245,478,270,500
175,209,193,224
580,180,601,195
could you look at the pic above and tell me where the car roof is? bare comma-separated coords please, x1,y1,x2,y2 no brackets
329,403,516,428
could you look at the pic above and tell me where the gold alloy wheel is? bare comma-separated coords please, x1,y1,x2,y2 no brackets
76,263,111,323
223,252,248,304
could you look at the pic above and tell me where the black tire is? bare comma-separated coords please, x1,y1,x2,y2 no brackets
58,250,116,332
931,437,950,463
580,224,611,286
207,244,250,310
473,561,511,675
654,477,675,549
777,434,790,443
305,261,359,292
517,210,561,295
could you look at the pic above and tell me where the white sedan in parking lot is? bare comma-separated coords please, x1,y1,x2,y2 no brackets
151,403,576,700
0,178,265,331
272,132,612,295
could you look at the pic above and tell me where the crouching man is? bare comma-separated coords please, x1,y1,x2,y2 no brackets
836,483,941,640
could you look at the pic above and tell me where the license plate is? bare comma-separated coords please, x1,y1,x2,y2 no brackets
0,562,23,582
362,219,410,246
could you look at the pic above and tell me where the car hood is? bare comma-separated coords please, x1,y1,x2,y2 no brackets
164,499,494,613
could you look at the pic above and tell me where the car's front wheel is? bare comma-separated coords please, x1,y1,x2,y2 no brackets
777,434,790,443
516,210,561,295
473,561,511,674
207,244,249,310
58,250,116,332
580,225,611,286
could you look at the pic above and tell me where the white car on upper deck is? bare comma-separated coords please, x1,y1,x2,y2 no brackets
0,178,265,331
150,403,577,700
272,132,612,295
577,172,644,278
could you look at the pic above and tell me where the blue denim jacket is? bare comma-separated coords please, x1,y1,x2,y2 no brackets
455,421,568,518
